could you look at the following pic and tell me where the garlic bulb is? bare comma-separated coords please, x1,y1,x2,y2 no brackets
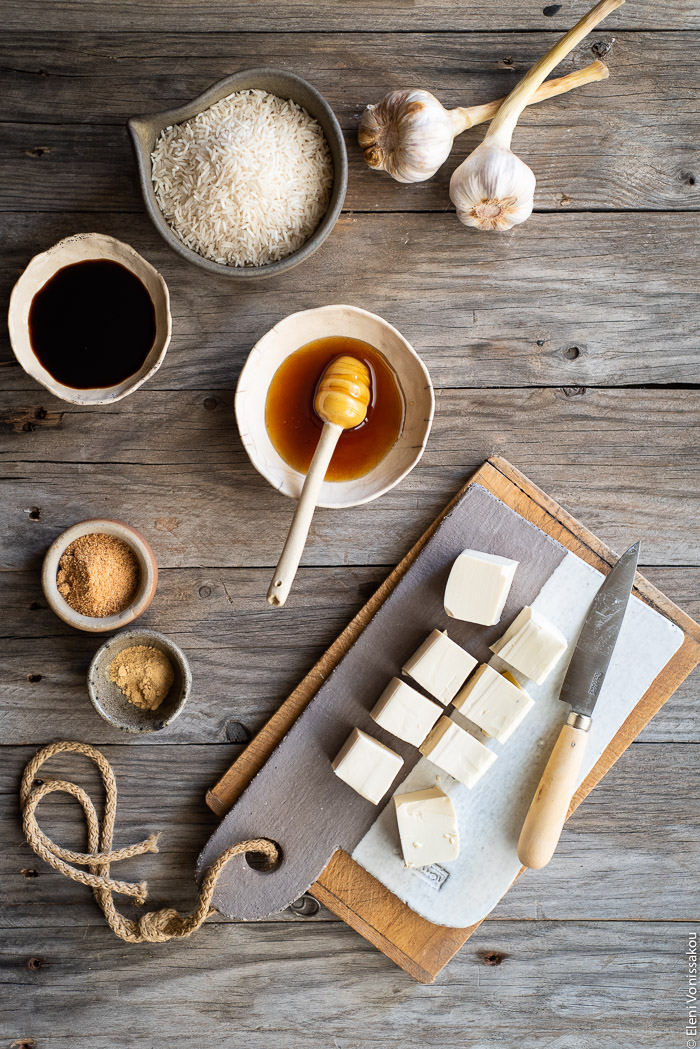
359,61,609,185
451,142,536,231
450,0,623,231
359,89,463,183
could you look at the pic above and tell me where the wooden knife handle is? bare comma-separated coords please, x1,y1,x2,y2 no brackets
517,714,590,870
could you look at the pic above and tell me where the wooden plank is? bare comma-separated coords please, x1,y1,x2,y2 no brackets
4,742,695,929
3,212,699,391
0,920,690,1048
1,388,699,576
0,565,697,748
1,32,697,212
2,0,693,32
205,457,700,981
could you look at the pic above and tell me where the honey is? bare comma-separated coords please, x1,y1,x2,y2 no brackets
265,336,404,482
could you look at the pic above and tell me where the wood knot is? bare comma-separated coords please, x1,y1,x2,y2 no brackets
203,396,218,411
563,346,581,360
476,949,508,966
26,956,48,971
24,146,51,158
27,674,42,683
591,39,614,59
11,1040,37,1049
27,507,41,521
21,868,39,878
562,386,585,397
224,720,251,744
542,3,562,15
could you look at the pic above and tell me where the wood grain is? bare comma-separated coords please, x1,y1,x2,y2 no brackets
2,389,699,581
1,0,698,1033
0,921,690,1047
3,213,699,392
2,0,693,32
206,458,700,980
1,743,697,929
1,564,697,748
1,32,697,212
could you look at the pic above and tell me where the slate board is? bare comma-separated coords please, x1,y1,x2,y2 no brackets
197,482,566,918
202,458,700,981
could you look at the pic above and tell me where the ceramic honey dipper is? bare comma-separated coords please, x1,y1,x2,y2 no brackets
267,355,372,607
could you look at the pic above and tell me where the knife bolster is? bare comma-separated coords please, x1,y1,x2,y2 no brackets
566,711,592,731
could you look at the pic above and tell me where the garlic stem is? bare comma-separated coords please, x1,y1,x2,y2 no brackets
487,0,624,149
452,59,609,134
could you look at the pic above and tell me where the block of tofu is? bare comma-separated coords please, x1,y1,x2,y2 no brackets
331,728,404,805
403,629,477,705
419,716,497,788
444,549,519,626
453,663,535,744
371,677,443,747
490,606,568,685
394,787,459,868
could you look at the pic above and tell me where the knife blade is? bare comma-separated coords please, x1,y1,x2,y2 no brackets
517,541,640,870
559,540,640,720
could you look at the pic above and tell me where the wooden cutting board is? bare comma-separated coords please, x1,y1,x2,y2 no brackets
205,456,700,983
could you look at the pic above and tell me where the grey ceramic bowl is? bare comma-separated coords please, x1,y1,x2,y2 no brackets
127,69,348,279
88,628,192,734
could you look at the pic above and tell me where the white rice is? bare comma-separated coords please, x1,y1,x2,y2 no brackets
151,89,333,268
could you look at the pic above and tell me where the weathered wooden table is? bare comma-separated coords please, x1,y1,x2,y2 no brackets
2,2,698,1045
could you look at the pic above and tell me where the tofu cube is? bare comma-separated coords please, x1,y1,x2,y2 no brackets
454,663,535,744
444,549,519,626
371,677,443,748
332,728,404,805
403,629,477,705
490,606,568,685
419,715,497,788
394,787,459,868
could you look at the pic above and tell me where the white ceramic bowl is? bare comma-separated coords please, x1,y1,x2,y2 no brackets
235,305,434,508
8,233,172,405
42,518,158,633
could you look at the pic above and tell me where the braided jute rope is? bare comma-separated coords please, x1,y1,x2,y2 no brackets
20,740,279,944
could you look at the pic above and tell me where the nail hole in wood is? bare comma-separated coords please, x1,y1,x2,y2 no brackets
245,841,282,873
21,868,39,878
28,601,42,611
26,956,47,971
291,894,320,917
536,339,545,347
27,507,41,521
27,674,42,683
542,3,561,15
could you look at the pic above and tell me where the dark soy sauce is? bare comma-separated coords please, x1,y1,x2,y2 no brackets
28,259,157,389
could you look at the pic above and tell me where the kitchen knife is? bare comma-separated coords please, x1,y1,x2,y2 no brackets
517,540,640,870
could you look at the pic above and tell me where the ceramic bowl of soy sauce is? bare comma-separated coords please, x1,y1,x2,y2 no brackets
8,232,172,405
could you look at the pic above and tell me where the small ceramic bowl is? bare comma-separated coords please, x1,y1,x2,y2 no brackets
88,628,191,734
42,519,158,633
127,68,347,279
235,305,435,508
8,233,172,405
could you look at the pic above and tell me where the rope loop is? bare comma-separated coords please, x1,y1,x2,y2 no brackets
20,740,279,943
